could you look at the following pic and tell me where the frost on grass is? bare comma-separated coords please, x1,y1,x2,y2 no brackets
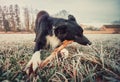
0,34,120,82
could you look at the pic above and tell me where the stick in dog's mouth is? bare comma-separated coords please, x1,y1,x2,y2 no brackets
40,40,73,68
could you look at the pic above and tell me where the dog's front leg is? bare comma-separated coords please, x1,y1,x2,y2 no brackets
24,51,41,75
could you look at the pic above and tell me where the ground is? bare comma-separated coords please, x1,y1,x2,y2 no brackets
0,34,120,82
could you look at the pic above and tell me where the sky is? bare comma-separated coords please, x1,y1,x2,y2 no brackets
0,0,120,26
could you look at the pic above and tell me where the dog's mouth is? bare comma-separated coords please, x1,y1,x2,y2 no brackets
88,41,92,45
74,35,92,45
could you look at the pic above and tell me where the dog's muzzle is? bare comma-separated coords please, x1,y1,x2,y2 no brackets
74,35,92,45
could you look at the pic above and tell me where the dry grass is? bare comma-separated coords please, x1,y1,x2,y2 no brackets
0,34,120,82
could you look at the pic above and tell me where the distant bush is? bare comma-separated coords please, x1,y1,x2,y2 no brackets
84,26,100,31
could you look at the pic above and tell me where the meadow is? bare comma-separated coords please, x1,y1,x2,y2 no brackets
0,34,120,82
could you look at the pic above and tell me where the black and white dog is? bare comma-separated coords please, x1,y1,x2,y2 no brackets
25,11,91,73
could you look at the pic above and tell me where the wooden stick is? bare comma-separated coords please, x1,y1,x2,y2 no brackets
40,40,73,68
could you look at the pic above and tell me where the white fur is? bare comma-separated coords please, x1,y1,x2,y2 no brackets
46,35,61,49
25,51,41,73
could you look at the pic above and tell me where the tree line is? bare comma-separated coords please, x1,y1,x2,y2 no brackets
0,5,72,32
0,4,36,32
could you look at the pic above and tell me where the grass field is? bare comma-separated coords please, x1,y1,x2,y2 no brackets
0,34,120,82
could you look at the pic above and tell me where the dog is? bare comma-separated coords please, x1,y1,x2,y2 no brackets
24,10,91,74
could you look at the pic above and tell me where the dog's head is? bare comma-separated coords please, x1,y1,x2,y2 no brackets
52,15,92,45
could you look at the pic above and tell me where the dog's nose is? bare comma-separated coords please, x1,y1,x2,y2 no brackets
87,42,92,45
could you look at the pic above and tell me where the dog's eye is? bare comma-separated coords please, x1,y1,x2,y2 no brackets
79,27,83,33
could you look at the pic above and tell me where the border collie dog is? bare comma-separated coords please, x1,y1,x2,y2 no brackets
25,11,91,73
34,11,91,52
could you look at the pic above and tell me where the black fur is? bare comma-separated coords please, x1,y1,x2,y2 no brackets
34,11,91,52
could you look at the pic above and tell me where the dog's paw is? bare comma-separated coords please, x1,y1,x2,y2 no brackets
24,51,41,75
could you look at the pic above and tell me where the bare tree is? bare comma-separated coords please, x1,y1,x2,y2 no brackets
0,6,3,30
3,6,10,32
9,5,15,31
54,10,69,19
30,8,35,32
30,15,35,32
24,8,30,31
14,4,21,31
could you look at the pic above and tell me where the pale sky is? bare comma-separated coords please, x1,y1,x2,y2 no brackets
0,0,120,25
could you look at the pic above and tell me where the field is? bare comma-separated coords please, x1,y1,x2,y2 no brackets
0,34,120,82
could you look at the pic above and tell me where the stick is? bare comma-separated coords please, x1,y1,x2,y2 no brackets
40,40,73,68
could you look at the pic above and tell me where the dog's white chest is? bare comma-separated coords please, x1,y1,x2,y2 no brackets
46,35,61,49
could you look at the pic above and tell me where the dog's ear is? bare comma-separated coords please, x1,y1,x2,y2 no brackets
68,15,76,21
